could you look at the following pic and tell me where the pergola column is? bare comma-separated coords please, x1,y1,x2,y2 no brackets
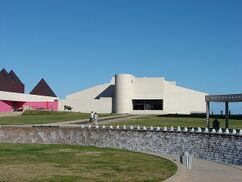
205,94,242,129
225,101,229,129
206,101,210,128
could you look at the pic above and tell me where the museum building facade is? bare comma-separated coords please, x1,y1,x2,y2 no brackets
60,74,207,114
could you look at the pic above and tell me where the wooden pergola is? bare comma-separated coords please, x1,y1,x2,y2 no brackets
205,93,242,128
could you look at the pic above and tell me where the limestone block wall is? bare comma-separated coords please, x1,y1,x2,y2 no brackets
59,97,113,113
132,77,165,99
0,126,241,165
164,84,207,114
59,83,114,113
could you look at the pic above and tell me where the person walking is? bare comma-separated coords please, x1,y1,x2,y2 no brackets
90,111,94,123
93,112,98,125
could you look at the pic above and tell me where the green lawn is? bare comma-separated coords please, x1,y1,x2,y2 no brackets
0,144,177,182
0,110,114,125
2,111,241,129
102,115,242,129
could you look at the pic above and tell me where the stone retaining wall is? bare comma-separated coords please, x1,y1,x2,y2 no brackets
0,125,241,165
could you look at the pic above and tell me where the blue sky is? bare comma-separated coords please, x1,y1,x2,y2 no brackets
0,0,242,113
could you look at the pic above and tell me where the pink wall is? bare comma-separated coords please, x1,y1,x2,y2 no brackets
0,100,13,112
23,101,58,111
0,100,58,112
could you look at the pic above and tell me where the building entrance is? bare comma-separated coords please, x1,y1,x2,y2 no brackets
132,99,163,110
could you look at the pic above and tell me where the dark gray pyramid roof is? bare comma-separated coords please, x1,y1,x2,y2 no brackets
30,78,57,97
9,70,24,84
0,68,11,80
0,68,24,93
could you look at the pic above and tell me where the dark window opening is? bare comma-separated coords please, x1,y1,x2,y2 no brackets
132,100,163,110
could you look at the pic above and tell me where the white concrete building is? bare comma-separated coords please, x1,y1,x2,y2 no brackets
59,74,207,114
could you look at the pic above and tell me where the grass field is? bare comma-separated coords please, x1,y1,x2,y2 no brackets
0,110,113,125
0,144,177,182
1,111,241,128
102,115,242,129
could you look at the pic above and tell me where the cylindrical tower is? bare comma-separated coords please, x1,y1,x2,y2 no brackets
115,74,134,114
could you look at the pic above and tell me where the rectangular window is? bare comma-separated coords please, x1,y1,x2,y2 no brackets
132,99,163,110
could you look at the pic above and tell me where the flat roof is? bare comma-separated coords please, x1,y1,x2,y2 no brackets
0,91,58,102
205,94,242,102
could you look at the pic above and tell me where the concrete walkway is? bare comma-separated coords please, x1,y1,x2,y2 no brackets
50,114,141,125
183,158,242,182
150,153,242,182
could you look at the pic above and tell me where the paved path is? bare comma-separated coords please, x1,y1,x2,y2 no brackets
159,153,242,182
183,158,242,182
50,114,141,125
97,114,143,124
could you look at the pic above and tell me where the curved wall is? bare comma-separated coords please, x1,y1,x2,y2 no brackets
0,126,241,165
115,74,134,113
